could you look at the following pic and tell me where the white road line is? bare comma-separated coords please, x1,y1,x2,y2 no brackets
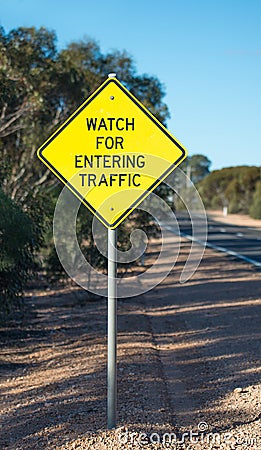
165,226,261,269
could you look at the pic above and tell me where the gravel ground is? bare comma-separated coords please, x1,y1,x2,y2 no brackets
0,233,260,449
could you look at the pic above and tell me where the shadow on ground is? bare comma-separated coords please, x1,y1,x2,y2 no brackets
0,241,260,448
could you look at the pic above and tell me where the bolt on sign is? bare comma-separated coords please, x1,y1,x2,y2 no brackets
37,76,187,228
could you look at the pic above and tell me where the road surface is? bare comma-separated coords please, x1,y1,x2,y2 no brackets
169,212,261,267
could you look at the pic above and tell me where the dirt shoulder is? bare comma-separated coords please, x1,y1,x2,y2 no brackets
0,239,260,449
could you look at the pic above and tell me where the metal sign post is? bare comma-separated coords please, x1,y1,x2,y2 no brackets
107,227,117,428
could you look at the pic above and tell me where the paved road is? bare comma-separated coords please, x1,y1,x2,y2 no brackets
168,212,261,267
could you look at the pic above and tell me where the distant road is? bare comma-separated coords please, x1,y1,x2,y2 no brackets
167,212,261,268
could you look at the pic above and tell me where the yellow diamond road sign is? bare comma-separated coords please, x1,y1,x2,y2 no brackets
37,77,187,228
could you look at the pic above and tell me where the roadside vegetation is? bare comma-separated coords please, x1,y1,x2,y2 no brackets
198,166,261,217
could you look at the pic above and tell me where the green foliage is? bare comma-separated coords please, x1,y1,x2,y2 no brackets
0,189,37,311
180,154,211,185
172,154,211,210
44,244,67,283
198,166,261,214
45,198,160,285
249,180,261,219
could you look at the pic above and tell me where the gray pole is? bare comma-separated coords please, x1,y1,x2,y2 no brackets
107,227,117,429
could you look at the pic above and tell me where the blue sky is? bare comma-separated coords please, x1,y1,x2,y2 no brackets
1,0,260,170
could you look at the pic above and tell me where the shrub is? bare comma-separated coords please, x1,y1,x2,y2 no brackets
0,189,36,312
249,181,261,219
